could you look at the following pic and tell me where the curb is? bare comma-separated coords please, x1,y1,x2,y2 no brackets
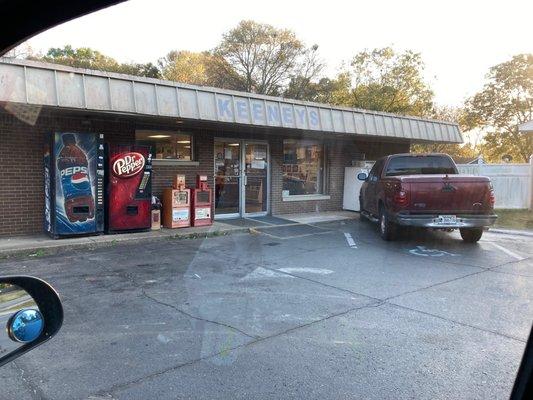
488,228,533,238
0,227,250,260
0,217,357,260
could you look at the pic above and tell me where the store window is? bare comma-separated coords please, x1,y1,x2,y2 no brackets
135,131,193,161
282,139,324,196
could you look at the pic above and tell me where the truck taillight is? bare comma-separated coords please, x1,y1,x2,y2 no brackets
489,189,495,207
394,190,408,207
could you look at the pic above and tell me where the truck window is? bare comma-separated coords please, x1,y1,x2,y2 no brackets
385,156,457,176
368,159,384,181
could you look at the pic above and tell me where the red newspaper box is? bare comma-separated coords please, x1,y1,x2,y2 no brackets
191,175,212,227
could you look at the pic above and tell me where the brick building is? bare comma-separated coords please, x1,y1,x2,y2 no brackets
0,58,462,236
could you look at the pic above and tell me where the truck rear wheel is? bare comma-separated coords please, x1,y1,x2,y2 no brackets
379,207,397,241
460,228,483,243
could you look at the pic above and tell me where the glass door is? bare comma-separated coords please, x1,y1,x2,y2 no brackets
243,142,268,216
214,140,241,219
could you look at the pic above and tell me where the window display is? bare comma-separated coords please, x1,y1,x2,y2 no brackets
135,131,192,161
282,139,324,195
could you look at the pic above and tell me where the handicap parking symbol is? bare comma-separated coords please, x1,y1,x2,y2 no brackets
409,245,458,257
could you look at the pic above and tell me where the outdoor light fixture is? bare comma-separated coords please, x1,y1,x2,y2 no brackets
177,140,190,144
148,135,172,139
228,143,239,147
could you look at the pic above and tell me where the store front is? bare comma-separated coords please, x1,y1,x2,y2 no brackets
0,57,463,237
214,139,269,219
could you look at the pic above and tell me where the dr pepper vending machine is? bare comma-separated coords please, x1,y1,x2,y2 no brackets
44,132,105,238
106,144,152,233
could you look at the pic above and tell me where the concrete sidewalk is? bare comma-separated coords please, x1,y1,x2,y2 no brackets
0,211,358,258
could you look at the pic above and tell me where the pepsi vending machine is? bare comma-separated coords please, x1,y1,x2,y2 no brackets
106,145,152,233
44,132,105,238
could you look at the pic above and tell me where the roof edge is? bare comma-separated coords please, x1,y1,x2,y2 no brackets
0,57,460,128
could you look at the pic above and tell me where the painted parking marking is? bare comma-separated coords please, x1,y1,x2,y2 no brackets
344,232,357,249
240,267,294,281
489,242,526,261
277,267,334,275
409,246,458,257
255,229,334,240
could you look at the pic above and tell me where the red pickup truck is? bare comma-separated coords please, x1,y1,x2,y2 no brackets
358,153,497,242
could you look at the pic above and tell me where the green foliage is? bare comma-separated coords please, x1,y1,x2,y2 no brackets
302,47,434,117
32,45,161,78
411,106,476,159
464,54,533,162
158,50,243,90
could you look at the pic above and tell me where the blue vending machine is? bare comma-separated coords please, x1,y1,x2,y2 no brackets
44,132,105,238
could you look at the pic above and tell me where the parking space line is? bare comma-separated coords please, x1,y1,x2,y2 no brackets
257,230,334,240
343,232,357,248
489,242,526,261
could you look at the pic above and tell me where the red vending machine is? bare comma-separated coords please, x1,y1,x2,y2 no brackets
106,144,152,233
191,175,213,227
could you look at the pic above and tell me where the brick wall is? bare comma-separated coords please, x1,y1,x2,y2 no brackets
0,109,215,236
0,107,410,236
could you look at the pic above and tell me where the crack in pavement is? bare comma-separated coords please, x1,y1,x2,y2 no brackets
120,271,260,341
92,299,386,397
91,237,532,397
386,302,526,343
23,226,528,398
254,251,531,344
141,290,260,340
12,360,49,400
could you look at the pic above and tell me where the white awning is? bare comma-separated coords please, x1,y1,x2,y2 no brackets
0,57,462,143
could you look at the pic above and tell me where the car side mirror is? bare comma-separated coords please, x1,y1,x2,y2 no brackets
357,172,368,181
0,276,63,368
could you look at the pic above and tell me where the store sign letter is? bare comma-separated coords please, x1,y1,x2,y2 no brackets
217,96,321,129
251,102,264,123
295,108,306,126
217,98,232,119
281,106,293,125
309,110,319,128
235,100,248,120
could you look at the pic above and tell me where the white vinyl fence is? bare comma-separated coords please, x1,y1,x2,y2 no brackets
457,158,533,209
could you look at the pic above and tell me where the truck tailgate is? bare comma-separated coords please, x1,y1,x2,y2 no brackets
401,175,493,213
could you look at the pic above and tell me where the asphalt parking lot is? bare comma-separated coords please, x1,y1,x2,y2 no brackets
1,217,532,400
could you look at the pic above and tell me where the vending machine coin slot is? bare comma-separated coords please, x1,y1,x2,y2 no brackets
126,205,139,215
73,206,90,214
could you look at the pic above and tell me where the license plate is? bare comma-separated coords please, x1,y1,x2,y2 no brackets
436,215,457,224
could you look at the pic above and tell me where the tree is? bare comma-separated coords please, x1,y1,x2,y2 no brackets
339,47,434,117
116,62,160,79
158,50,243,89
31,45,161,78
215,20,322,95
283,44,324,100
3,43,34,59
411,106,477,159
464,54,533,163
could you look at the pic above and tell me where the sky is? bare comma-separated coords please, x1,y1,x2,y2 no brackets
23,0,532,107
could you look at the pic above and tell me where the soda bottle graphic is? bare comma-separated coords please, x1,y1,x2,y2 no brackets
57,134,95,222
